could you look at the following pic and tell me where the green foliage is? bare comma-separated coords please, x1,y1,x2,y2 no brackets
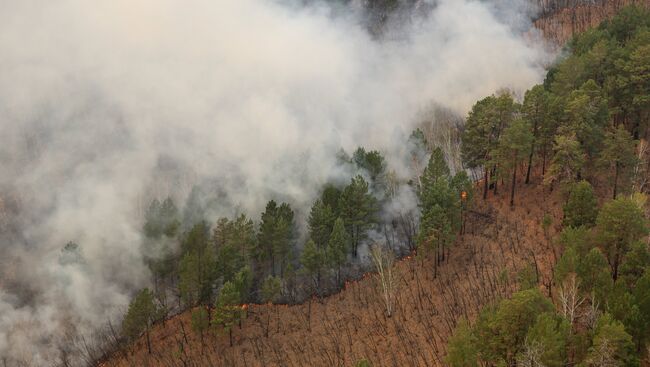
308,200,335,249
122,288,157,341
474,289,555,364
578,248,612,296
517,263,538,290
213,214,255,282
545,133,585,188
232,266,253,303
255,200,295,276
321,184,342,216
326,217,349,276
352,147,386,183
596,197,648,280
446,318,478,367
493,117,534,205
523,313,569,367
619,241,650,285
417,148,463,263
190,307,210,336
585,313,636,366
599,125,638,198
563,180,599,228
179,222,216,306
211,281,241,333
338,175,377,257
260,276,282,304
300,239,326,292
143,197,180,239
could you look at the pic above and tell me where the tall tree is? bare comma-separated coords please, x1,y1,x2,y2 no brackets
339,175,377,257
255,201,295,276
599,125,638,199
596,197,647,281
122,288,157,354
563,180,599,228
212,281,241,347
545,133,585,189
308,200,335,249
327,217,349,286
446,318,479,367
462,96,497,199
493,117,534,206
522,85,550,183
179,221,215,306
301,239,326,295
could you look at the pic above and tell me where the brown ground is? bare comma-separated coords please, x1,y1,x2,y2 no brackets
534,0,650,45
101,171,568,367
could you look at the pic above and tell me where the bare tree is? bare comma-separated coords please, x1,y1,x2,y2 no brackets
557,273,584,330
370,244,398,318
585,338,618,367
517,340,546,367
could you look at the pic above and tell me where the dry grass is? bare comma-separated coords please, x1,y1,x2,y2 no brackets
102,177,565,367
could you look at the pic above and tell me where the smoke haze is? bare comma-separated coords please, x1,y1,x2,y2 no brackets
0,0,548,364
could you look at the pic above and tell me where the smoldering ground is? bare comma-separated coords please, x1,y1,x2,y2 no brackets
0,0,548,365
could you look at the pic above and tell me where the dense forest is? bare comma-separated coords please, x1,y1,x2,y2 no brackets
84,4,650,367
448,5,650,366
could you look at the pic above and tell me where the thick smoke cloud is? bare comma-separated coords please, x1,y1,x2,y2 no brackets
0,0,547,364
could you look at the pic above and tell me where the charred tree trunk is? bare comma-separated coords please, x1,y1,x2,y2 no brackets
510,159,517,207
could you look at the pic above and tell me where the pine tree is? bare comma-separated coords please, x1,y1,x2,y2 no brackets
523,313,569,367
522,85,550,183
178,222,215,306
122,288,157,354
300,239,326,295
599,125,638,199
446,318,479,367
545,133,585,189
255,201,295,276
493,117,534,207
327,217,349,286
212,281,241,347
190,307,210,347
260,276,282,304
561,79,608,161
339,175,377,257
308,200,335,249
563,180,599,228
596,197,648,281
462,96,496,199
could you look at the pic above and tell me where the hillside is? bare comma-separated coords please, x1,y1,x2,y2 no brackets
102,176,564,367
534,0,650,44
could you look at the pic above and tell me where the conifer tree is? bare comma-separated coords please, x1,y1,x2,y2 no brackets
599,125,638,199
212,281,241,347
122,288,157,354
300,239,326,295
339,175,377,257
596,197,647,281
563,180,599,228
327,217,349,286
308,200,335,249
493,117,534,206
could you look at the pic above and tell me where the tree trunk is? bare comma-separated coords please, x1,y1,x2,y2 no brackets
542,146,547,176
146,326,151,354
613,161,619,199
510,159,517,207
483,167,489,200
492,165,498,195
229,328,233,347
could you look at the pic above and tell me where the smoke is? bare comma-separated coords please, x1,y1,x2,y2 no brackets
0,0,548,364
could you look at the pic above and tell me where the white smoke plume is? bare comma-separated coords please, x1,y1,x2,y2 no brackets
0,0,548,365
